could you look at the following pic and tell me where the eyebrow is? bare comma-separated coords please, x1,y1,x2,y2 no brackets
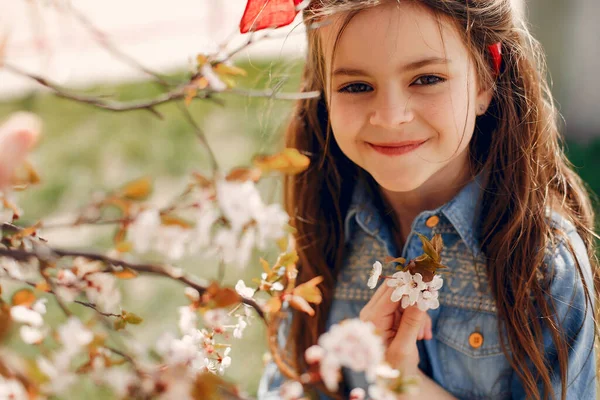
332,57,451,77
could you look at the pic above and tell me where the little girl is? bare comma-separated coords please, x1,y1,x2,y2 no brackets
258,0,598,398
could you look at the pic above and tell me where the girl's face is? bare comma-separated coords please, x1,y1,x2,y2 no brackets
322,2,492,193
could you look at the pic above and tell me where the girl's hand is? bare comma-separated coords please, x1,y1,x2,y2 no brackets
0,112,41,189
359,282,431,374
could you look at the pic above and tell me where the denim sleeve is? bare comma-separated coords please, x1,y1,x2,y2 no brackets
510,226,597,399
257,313,297,399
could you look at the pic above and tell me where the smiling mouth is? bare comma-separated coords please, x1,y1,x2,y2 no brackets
366,139,428,156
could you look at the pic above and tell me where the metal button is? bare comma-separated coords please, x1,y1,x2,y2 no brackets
469,332,484,349
425,215,440,228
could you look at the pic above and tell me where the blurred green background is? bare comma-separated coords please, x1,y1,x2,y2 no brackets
1,54,599,398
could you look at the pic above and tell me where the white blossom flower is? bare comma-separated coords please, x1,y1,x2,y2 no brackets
318,319,385,386
32,298,47,314
416,289,440,311
319,355,341,392
158,334,204,366
350,387,366,400
387,271,428,308
0,376,27,400
280,381,304,400
402,273,427,308
129,209,161,254
55,269,81,302
201,63,227,92
20,325,46,344
37,356,78,395
218,347,232,375
368,261,383,289
305,345,325,364
203,309,229,330
368,384,398,400
85,272,121,313
235,280,255,299
236,228,255,267
215,180,262,232
0,257,25,280
178,306,198,335
10,305,43,327
254,203,289,248
57,317,93,350
184,287,200,302
155,226,191,261
233,317,247,339
188,205,219,253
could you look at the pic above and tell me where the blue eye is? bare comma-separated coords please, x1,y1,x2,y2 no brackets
338,83,373,93
412,75,445,86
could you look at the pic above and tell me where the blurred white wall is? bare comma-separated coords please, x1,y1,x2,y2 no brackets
0,0,307,99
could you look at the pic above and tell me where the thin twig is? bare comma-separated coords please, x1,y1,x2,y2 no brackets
0,247,266,321
176,102,219,174
65,3,176,87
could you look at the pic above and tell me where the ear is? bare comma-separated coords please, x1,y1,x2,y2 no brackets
475,84,494,116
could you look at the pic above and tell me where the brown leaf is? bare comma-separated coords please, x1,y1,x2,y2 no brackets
11,160,41,189
288,294,315,316
196,54,209,68
122,311,143,325
114,241,133,253
431,234,443,255
213,63,247,77
192,171,213,189
11,288,36,307
113,318,126,331
212,287,240,309
264,296,282,314
225,167,262,183
34,282,50,292
277,250,298,268
113,268,138,280
0,303,13,342
114,225,128,246
191,372,229,400
260,258,271,274
160,214,193,229
293,276,323,304
416,233,440,263
384,256,406,265
253,148,310,175
275,236,288,253
119,177,152,201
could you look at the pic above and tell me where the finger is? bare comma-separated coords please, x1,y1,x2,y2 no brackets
361,282,392,320
0,113,41,188
424,313,433,340
361,284,396,322
388,306,427,357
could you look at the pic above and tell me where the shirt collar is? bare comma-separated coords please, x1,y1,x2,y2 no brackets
344,173,486,257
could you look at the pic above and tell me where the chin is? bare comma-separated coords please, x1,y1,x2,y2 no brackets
369,172,429,193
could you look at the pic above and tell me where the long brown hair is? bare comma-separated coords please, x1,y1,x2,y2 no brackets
282,1,599,398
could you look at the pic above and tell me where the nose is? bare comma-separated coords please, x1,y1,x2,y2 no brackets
369,90,414,129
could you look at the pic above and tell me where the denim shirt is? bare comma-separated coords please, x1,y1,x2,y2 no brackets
258,176,597,399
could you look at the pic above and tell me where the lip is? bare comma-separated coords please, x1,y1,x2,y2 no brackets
366,139,428,156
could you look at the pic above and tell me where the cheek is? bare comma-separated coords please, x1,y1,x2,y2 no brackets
329,98,367,151
420,86,475,151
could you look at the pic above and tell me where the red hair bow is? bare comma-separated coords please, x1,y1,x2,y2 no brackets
487,42,502,75
240,0,304,34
